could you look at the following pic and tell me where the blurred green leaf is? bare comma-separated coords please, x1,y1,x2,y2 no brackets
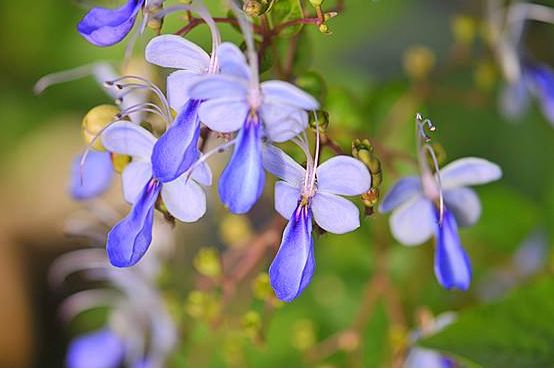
420,278,554,367
271,0,304,38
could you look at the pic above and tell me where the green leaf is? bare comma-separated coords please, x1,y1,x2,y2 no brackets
271,0,304,38
420,278,554,367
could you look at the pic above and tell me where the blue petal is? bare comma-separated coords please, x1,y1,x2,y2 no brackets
107,179,161,267
434,207,472,290
218,115,265,214
66,329,124,368
152,100,201,183
77,0,143,47
269,205,315,302
525,62,554,125
69,151,113,200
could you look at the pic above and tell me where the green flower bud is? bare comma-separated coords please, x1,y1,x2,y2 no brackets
403,45,436,80
81,104,120,150
291,319,316,351
318,23,331,34
193,248,222,278
308,110,330,133
309,0,324,6
242,0,275,16
185,290,221,321
352,139,382,186
220,214,253,248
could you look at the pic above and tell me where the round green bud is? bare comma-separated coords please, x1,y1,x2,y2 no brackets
309,0,324,6
81,104,120,150
242,0,275,16
308,110,330,132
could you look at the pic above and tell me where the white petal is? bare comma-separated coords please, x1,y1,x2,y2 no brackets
161,177,206,222
311,192,360,234
217,42,250,80
316,156,371,196
379,176,422,213
262,104,308,142
262,145,306,187
145,35,210,73
389,196,435,246
275,181,300,220
261,80,319,111
166,70,203,112
188,75,248,101
122,160,152,204
440,157,502,189
443,187,481,227
197,98,248,133
101,121,155,160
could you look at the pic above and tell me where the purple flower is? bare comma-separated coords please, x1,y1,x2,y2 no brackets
145,34,216,182
77,0,145,47
69,150,113,200
380,157,502,290
101,121,211,267
263,145,371,301
188,42,319,214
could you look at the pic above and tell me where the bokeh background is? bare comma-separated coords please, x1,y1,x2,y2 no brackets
1,0,554,366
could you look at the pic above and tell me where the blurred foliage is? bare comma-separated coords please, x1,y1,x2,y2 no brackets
2,0,554,367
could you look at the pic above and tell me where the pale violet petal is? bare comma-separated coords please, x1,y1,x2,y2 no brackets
166,70,203,112
443,187,481,227
145,34,210,73
197,98,248,133
379,176,422,213
389,196,435,246
440,158,502,189
122,160,152,204
311,192,360,234
261,80,319,111
262,145,306,187
275,181,300,220
316,156,371,196
262,104,308,142
188,75,248,101
191,161,212,186
101,121,155,160
161,177,206,222
217,42,250,80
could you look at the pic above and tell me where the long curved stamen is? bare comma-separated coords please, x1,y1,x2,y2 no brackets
184,138,238,180
309,111,321,193
34,63,103,94
107,76,172,119
415,113,445,224
228,0,259,87
59,289,120,322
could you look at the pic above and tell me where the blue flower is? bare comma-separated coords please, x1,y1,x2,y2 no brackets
77,0,145,47
188,42,319,214
69,150,113,200
101,121,211,267
263,145,371,301
500,61,554,126
404,312,457,368
67,329,125,368
380,157,502,290
145,34,216,182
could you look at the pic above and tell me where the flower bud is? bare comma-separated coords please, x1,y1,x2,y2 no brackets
252,272,272,300
308,110,330,132
403,45,436,80
291,319,316,351
193,248,222,278
220,214,253,248
241,311,262,340
242,0,275,16
318,23,331,34
111,153,131,174
81,104,119,150
451,15,477,45
309,0,324,6
185,290,221,322
352,139,382,186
